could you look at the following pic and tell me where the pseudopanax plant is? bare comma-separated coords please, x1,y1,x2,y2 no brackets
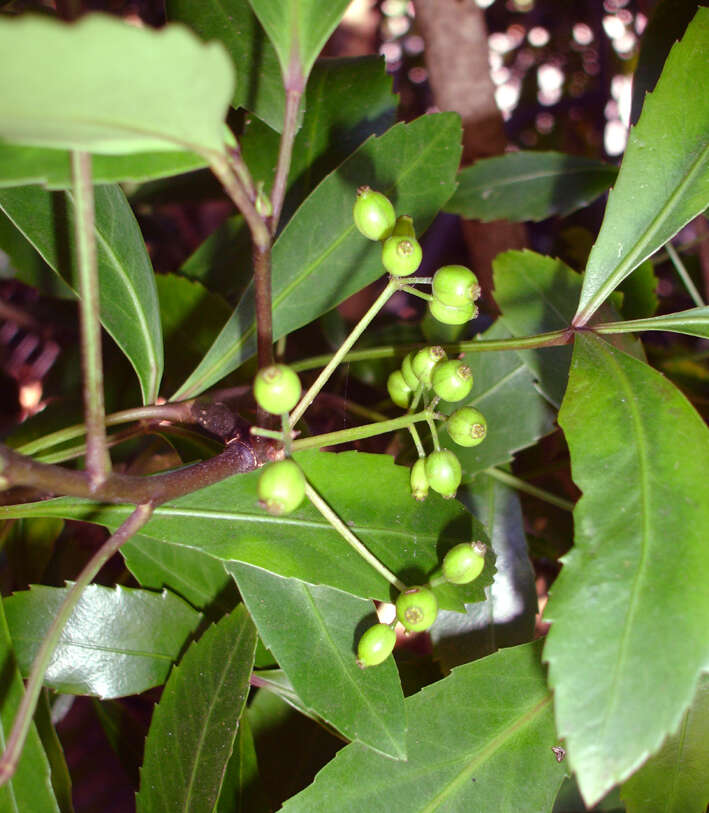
0,2,707,811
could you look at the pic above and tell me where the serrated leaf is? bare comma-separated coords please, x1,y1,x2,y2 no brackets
0,184,163,403
445,151,617,222
216,714,269,813
0,14,233,156
173,113,462,399
595,306,709,340
0,451,490,611
621,672,709,813
4,584,202,698
231,564,406,760
431,476,537,670
166,0,284,132
0,600,60,813
439,320,555,475
0,143,207,189
575,9,709,324
282,640,565,812
137,605,257,813
247,0,351,86
545,333,709,806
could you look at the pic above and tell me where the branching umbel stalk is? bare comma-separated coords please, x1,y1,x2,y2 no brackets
0,503,154,787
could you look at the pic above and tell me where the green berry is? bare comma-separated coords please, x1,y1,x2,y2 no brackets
442,541,487,584
425,449,462,499
410,458,429,501
381,235,422,277
446,407,487,447
431,359,474,402
387,369,412,409
412,346,447,388
356,623,396,667
432,265,481,307
429,298,477,326
253,364,301,415
258,460,305,515
353,187,396,241
400,352,419,391
396,586,438,632
392,215,415,238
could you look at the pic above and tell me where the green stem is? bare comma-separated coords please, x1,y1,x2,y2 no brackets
291,328,572,374
209,154,270,251
483,467,575,512
290,279,399,426
426,413,440,451
0,503,154,788
408,423,425,458
71,150,109,490
304,482,406,592
401,285,433,302
282,413,292,456
666,242,705,307
270,89,302,233
290,410,429,452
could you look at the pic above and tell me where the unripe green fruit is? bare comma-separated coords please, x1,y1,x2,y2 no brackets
442,541,487,584
412,346,447,388
431,359,474,402
396,586,438,632
253,364,302,415
387,369,412,409
432,265,481,307
429,298,477,326
353,187,396,241
410,458,429,501
382,235,423,277
446,407,487,447
392,215,415,238
356,623,397,667
425,449,462,499
401,352,419,391
258,460,305,515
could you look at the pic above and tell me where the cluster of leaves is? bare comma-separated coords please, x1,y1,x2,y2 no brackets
0,1,707,811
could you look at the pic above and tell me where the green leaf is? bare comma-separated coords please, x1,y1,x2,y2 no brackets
282,640,565,812
0,184,164,403
574,9,709,324
0,143,207,189
545,333,709,806
431,475,537,670
0,14,234,156
0,600,60,813
595,306,709,340
173,113,463,399
121,534,239,617
439,320,555,475
166,0,284,132
136,605,257,813
216,714,269,813
4,584,202,698
92,698,145,786
445,151,617,222
621,672,709,813
33,692,74,813
0,451,490,610
247,0,351,86
231,564,406,760
617,259,658,320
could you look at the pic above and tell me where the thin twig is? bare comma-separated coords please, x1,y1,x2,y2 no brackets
482,467,575,512
666,242,705,307
270,89,302,233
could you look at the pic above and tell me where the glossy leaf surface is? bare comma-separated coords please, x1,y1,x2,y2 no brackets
445,151,617,222
166,0,284,131
575,10,709,324
0,451,490,611
232,564,406,760
621,673,709,813
137,605,257,813
0,14,233,155
546,333,709,805
247,0,351,85
0,184,163,403
173,113,462,399
596,306,709,340
282,640,565,812
4,584,201,698
431,476,537,670
0,600,60,812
